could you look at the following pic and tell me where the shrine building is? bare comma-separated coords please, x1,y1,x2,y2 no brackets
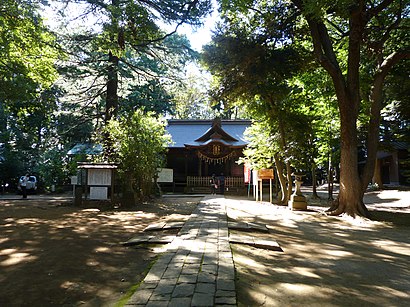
163,118,251,193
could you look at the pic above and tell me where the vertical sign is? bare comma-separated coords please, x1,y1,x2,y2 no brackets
244,163,251,183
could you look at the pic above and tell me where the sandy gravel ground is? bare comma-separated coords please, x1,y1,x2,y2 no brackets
0,196,201,306
0,189,409,306
227,189,410,306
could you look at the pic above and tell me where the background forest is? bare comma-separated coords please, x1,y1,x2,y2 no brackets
0,0,223,193
1,1,409,213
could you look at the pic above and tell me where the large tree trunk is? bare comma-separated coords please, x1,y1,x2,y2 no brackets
372,158,383,188
294,0,409,217
311,163,319,199
105,0,121,123
304,4,369,217
103,51,119,160
103,0,121,159
105,51,119,123
328,95,369,216
327,152,334,200
327,29,369,215
360,52,410,192
274,153,290,205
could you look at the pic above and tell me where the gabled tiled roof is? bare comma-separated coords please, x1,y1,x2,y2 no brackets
166,119,251,148
67,143,103,155
379,141,409,152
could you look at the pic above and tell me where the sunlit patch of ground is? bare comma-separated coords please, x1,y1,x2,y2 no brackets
1,190,408,306
0,196,201,306
227,190,410,306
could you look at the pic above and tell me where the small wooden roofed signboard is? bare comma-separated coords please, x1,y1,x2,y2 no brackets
75,163,117,202
164,118,251,192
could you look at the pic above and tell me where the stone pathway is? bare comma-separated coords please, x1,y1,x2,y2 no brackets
228,221,269,233
143,222,185,232
229,233,283,251
123,234,176,246
125,196,236,306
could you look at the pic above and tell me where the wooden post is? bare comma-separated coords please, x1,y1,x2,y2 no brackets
198,154,202,176
255,178,259,201
111,169,115,201
184,153,188,178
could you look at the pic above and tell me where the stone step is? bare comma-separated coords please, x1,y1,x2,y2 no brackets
229,234,283,252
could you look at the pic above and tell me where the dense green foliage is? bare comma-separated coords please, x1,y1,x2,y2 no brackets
0,0,213,196
0,0,61,189
202,0,318,203
103,110,171,201
53,0,212,121
203,0,409,214
0,0,59,104
1,0,408,207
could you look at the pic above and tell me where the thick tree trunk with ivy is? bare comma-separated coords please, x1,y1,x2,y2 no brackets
296,0,410,217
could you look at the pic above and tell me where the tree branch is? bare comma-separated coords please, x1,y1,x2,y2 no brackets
360,51,410,191
366,0,395,21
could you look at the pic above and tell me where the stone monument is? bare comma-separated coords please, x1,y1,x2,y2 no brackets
288,173,307,210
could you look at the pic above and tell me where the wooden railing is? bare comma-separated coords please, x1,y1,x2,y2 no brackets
187,176,244,187
226,177,245,187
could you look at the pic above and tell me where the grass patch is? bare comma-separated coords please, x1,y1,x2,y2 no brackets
114,254,159,307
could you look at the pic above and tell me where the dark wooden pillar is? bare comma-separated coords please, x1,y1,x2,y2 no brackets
225,159,231,176
184,152,188,178
198,151,202,176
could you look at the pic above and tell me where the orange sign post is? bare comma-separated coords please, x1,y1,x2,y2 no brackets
258,169,274,179
254,169,274,203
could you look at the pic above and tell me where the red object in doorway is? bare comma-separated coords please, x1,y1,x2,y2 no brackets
244,164,251,183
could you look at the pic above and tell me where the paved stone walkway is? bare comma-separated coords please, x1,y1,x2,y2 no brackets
125,195,236,306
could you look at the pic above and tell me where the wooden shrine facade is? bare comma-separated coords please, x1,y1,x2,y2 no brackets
163,118,251,193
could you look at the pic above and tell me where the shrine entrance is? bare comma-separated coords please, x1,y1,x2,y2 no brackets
207,163,225,177
185,119,245,177
183,119,247,193
163,118,251,193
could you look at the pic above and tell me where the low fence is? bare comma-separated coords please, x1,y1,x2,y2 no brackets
187,176,244,187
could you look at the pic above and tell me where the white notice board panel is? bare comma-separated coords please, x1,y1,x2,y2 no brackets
90,187,108,200
70,176,78,185
157,168,173,183
88,169,112,186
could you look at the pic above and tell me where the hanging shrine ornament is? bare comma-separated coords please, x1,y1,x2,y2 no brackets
197,147,237,164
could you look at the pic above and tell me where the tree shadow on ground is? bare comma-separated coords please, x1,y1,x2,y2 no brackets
225,194,410,307
0,197,200,307
369,210,410,226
